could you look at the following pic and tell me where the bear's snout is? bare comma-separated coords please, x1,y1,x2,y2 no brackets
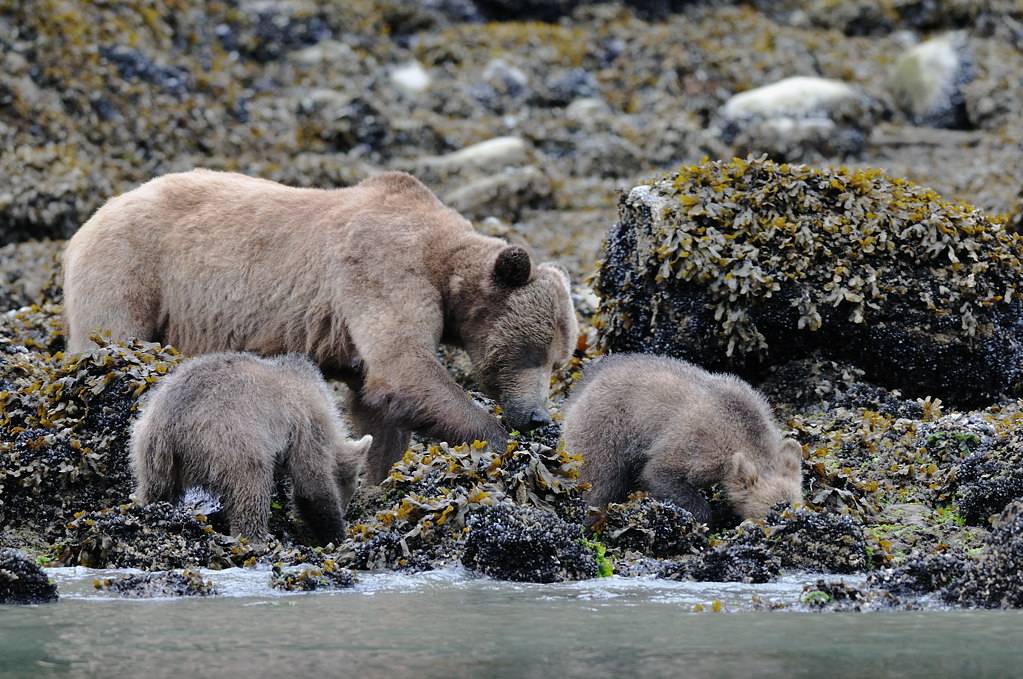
504,404,551,432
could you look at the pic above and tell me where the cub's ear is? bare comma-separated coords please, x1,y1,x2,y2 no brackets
780,438,803,469
493,245,532,288
731,451,759,489
338,434,372,477
352,434,373,461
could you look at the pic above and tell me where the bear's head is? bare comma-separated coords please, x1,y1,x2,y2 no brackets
462,245,578,433
335,434,372,510
726,438,803,519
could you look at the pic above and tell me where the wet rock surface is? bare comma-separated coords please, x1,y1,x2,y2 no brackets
93,569,219,598
0,549,57,604
462,502,597,583
598,496,708,558
270,560,357,592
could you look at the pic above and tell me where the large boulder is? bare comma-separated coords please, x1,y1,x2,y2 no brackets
594,157,1023,406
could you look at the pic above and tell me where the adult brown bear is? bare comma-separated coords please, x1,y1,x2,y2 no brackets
64,170,577,483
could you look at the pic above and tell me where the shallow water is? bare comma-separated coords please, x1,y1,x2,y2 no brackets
2,568,1021,679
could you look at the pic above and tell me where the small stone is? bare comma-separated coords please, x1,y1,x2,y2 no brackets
390,61,431,94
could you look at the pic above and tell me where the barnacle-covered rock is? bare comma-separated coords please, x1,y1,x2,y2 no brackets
59,502,220,570
595,158,1023,407
867,554,969,596
888,33,973,129
0,318,181,537
685,542,781,584
943,420,1023,525
737,507,870,573
93,569,219,598
799,579,901,612
598,496,708,558
270,559,356,591
461,502,596,582
0,548,58,604
944,501,1023,608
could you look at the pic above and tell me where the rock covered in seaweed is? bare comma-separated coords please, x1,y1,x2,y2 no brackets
462,502,596,582
733,507,869,574
60,502,221,570
347,439,587,571
0,310,181,538
0,548,58,604
270,559,356,592
93,569,218,598
595,157,1023,407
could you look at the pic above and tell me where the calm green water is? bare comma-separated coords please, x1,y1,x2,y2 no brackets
1,568,1021,679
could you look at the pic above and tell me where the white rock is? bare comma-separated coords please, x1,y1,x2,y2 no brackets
565,97,610,124
390,61,431,94
721,76,863,121
424,136,529,173
888,32,971,127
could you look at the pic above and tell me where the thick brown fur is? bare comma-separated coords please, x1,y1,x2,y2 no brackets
562,353,803,524
65,170,577,483
129,352,372,544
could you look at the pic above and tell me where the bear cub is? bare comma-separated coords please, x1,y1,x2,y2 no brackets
562,353,803,524
130,352,371,544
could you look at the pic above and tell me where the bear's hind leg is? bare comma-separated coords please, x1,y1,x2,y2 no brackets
223,463,274,540
639,456,713,525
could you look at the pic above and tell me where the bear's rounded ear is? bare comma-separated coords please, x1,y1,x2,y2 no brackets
731,452,758,489
493,246,532,288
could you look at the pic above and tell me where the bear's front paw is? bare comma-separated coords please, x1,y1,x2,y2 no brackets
478,421,509,451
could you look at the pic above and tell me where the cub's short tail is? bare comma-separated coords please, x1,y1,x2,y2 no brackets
129,420,181,505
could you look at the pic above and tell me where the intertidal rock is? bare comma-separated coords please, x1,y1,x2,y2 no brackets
888,33,973,129
867,554,969,596
270,560,356,592
595,158,1023,407
93,569,219,598
462,502,596,582
347,440,587,570
945,501,1023,608
0,549,58,604
598,496,708,558
0,315,181,537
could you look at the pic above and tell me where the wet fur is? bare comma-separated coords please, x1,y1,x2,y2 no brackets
129,352,371,543
65,170,576,484
562,353,803,523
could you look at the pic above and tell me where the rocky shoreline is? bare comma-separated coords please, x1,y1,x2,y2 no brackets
3,0,1023,607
